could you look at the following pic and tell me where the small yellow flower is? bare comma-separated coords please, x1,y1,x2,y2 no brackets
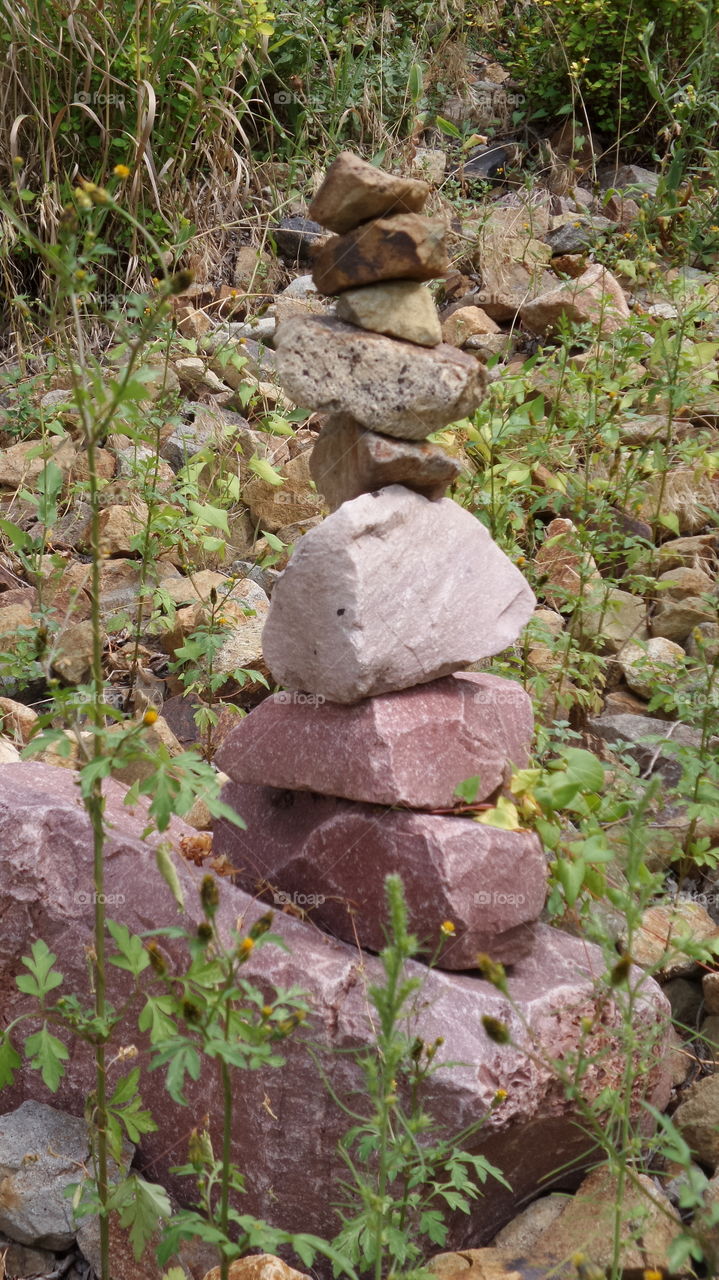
143,707,159,726
74,187,93,211
710,225,719,233
642,1272,663,1280
494,1088,508,1103
261,1004,273,1017
12,155,23,167
440,920,455,936
113,164,131,179
239,936,255,954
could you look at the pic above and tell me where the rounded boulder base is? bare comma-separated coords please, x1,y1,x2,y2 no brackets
0,761,672,1259
214,780,547,969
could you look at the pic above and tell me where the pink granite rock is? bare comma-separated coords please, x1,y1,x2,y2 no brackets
0,762,671,1253
214,780,547,968
216,672,533,809
262,487,536,703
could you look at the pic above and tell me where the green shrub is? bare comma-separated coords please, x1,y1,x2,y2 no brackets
503,0,715,143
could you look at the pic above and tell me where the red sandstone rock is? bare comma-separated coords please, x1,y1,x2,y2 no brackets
215,780,547,968
0,762,671,1254
216,672,533,809
310,414,460,509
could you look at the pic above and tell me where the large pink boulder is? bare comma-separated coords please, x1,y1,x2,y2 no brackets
262,487,536,703
0,763,671,1252
216,673,533,809
215,780,547,968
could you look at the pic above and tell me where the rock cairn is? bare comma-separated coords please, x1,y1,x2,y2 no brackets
217,152,546,970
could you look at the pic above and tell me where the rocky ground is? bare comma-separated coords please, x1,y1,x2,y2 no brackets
0,139,718,1279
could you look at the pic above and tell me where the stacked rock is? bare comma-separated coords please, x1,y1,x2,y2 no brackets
217,153,545,971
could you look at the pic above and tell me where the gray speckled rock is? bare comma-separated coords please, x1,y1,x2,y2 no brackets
274,316,486,438
0,762,672,1250
261,486,536,702
216,671,533,809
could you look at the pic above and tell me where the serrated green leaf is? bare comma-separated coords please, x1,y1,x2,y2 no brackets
107,920,151,976
0,1035,21,1088
24,1024,69,1091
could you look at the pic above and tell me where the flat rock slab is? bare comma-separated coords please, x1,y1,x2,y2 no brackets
216,671,533,808
336,280,442,346
310,413,460,508
215,780,547,968
262,486,536,702
312,214,448,294
0,762,671,1252
0,1102,95,1248
308,151,429,234
274,315,485,438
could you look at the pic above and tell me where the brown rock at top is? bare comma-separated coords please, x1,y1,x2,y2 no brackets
312,214,448,295
0,760,672,1251
308,150,429,234
274,316,486,438
262,486,536,703
216,671,533,809
215,780,548,969
310,414,460,508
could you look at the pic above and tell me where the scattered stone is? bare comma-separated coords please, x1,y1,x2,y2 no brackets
663,976,703,1027
703,971,719,1014
632,901,719,977
175,305,212,341
110,716,183,787
0,600,35,636
534,517,600,609
336,281,442,346
159,575,269,693
312,213,449,295
410,148,447,184
652,597,716,644
308,151,429,235
272,216,329,264
578,583,648,652
0,436,76,489
263,487,535,702
1,1241,58,1278
0,1102,112,1249
605,163,660,194
588,712,716,786
531,1165,680,1274
51,620,95,685
274,316,486,438
173,356,228,397
442,306,501,346
617,636,686,700
545,216,613,255
0,737,21,763
82,502,149,557
216,779,548,967
202,1257,310,1280
657,565,715,599
309,414,460,509
463,334,515,363
243,450,326,533
0,697,38,744
675,1074,719,1170
603,193,641,226
520,263,630,337
687,622,719,661
491,1194,567,1255
653,533,718,574
217,672,533,809
635,465,718,534
233,246,283,294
